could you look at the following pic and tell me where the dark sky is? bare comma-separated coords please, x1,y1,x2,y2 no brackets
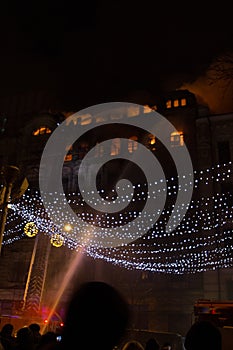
0,1,233,111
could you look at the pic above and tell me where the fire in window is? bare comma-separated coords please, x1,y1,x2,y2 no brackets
173,99,179,107
33,126,52,136
181,98,187,106
166,100,172,109
148,134,156,151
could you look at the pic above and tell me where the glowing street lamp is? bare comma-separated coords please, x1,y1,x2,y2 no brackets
63,223,73,232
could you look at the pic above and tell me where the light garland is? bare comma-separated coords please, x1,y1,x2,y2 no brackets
1,161,233,274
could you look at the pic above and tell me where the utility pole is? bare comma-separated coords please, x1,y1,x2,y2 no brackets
0,165,20,254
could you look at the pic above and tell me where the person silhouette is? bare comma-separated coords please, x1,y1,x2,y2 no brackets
59,280,130,350
145,337,160,350
0,323,17,350
184,320,222,350
29,323,42,347
15,327,34,350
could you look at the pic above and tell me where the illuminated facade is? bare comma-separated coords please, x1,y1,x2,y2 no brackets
0,89,233,335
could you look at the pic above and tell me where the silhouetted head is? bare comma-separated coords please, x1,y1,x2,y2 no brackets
29,323,41,333
145,337,160,350
1,323,14,336
184,320,222,350
61,281,130,350
16,327,34,349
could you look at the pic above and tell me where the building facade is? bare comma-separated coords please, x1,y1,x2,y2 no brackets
0,89,233,336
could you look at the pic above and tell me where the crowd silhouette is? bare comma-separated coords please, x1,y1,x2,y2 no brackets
0,281,225,350
184,319,222,350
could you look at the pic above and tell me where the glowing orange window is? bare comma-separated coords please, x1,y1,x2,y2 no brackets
128,136,138,153
173,99,179,107
33,126,52,136
170,131,184,147
111,138,121,156
181,98,187,106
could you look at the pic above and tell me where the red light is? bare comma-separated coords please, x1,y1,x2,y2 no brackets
44,319,48,324
60,322,64,327
210,309,216,314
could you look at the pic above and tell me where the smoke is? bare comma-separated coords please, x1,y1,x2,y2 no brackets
178,55,233,114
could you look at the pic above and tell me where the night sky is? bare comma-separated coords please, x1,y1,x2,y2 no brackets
0,1,233,113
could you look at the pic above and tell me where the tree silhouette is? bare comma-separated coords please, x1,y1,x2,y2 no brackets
207,51,233,95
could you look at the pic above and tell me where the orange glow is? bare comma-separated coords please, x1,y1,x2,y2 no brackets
33,127,51,136
128,136,138,153
173,99,179,107
149,135,156,145
178,57,233,114
80,114,92,125
64,154,72,162
111,138,121,156
95,143,104,158
143,104,153,113
41,244,87,334
181,98,186,106
170,131,184,147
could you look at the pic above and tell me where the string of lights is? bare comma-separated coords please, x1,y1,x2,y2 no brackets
1,161,233,274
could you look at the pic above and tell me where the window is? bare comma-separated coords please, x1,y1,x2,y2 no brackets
173,99,179,107
144,105,152,113
80,114,92,125
166,98,187,109
95,142,104,158
128,136,138,153
111,138,121,156
64,145,73,162
181,98,187,106
33,126,52,136
148,134,156,151
64,154,72,162
170,131,184,147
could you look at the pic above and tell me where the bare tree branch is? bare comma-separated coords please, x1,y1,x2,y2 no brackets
207,51,233,85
